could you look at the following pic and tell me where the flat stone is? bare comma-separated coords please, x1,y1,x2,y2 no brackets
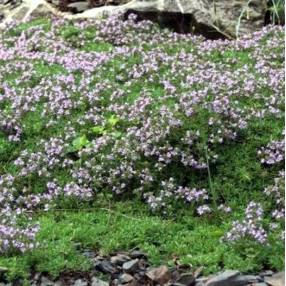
95,260,116,274
264,272,285,286
73,279,88,286
146,265,171,285
119,273,134,284
91,277,109,286
206,270,240,286
40,276,54,286
83,249,96,259
259,270,274,277
129,250,147,259
111,254,131,266
122,259,139,273
231,275,260,285
175,273,195,286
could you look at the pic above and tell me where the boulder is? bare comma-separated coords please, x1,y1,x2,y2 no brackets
66,0,268,38
0,0,268,38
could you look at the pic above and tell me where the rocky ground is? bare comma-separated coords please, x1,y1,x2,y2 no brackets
0,250,284,286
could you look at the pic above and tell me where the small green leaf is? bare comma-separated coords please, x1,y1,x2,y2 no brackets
111,131,122,139
72,135,89,151
107,115,119,127
92,126,105,135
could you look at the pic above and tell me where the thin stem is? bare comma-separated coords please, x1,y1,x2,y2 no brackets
205,146,217,209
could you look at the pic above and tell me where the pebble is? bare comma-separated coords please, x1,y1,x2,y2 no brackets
146,265,171,284
129,250,147,259
91,277,109,286
40,276,54,286
111,254,131,266
119,273,134,284
95,260,116,274
122,259,139,273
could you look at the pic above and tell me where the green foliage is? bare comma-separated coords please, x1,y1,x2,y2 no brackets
70,135,90,152
0,18,284,281
268,0,285,24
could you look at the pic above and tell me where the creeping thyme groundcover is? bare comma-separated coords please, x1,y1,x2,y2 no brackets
0,14,284,278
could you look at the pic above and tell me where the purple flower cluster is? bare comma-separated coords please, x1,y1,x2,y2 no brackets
225,142,285,244
225,202,267,244
144,178,209,213
258,139,285,165
0,175,39,253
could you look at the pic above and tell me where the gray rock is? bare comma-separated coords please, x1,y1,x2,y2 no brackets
231,275,261,285
95,260,116,274
205,270,240,286
175,273,195,286
83,249,96,259
111,254,131,266
146,265,171,285
67,0,267,38
264,272,285,286
91,277,109,286
195,277,209,286
259,270,274,277
122,259,139,273
73,279,88,286
0,0,268,38
119,273,134,284
40,276,54,286
129,250,147,259
253,283,268,286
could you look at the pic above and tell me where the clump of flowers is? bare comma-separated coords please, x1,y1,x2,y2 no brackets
144,178,209,213
0,13,284,255
0,176,39,254
225,201,267,243
258,139,285,165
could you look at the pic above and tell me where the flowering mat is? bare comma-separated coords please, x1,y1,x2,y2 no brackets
0,14,284,284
